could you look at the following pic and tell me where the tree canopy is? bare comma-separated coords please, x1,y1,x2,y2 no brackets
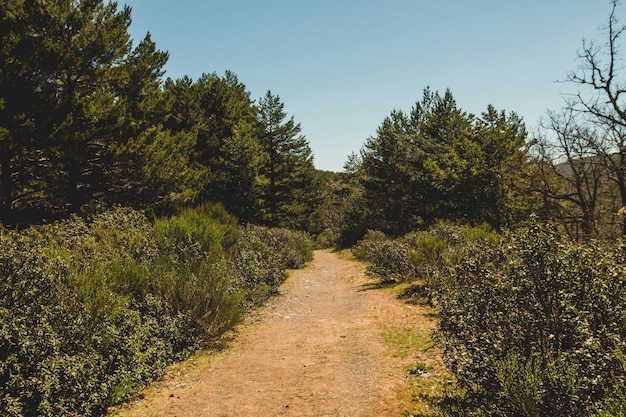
344,88,531,239
257,91,319,229
3,0,625,242
0,0,321,229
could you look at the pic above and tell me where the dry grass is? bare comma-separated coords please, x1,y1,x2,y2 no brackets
377,281,454,417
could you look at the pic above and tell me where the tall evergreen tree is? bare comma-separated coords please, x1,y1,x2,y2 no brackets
257,91,318,229
1,0,133,218
470,105,530,228
0,0,59,219
0,0,200,221
111,33,204,212
37,0,133,212
411,88,474,221
359,109,430,235
194,71,264,219
355,88,530,237
118,33,169,133
163,71,265,220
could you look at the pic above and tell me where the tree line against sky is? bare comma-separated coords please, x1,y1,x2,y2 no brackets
2,0,626,242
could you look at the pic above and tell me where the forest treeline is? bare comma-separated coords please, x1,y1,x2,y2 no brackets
2,0,626,242
0,1,319,230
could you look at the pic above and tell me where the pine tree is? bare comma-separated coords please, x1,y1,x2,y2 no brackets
111,33,204,212
470,105,529,228
163,72,265,220
257,91,318,229
0,0,55,220
39,0,134,212
1,0,135,218
357,88,531,235
0,0,200,221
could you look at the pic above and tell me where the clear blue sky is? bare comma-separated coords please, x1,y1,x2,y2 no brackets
122,0,613,172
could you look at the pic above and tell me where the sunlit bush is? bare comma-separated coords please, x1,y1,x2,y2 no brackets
353,224,500,286
242,224,313,269
151,204,243,337
0,214,195,416
436,223,626,416
231,224,314,307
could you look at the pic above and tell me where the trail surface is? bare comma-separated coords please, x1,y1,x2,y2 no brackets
113,250,429,416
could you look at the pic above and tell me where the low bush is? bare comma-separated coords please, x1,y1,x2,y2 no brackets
352,229,387,261
314,228,340,249
242,224,314,269
0,215,195,416
436,223,626,416
230,225,288,307
151,204,243,338
0,204,308,416
352,224,499,284
230,224,314,307
352,230,418,282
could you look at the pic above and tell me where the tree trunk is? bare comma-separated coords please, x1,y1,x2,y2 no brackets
0,144,13,219
66,159,84,214
614,152,626,236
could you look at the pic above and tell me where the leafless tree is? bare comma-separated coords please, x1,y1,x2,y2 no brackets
566,0,626,234
534,109,607,240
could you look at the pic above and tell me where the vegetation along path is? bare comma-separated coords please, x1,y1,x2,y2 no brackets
112,250,444,417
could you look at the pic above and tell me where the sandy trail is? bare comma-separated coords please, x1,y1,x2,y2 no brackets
112,250,420,417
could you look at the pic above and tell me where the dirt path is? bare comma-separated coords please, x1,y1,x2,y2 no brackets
112,250,440,417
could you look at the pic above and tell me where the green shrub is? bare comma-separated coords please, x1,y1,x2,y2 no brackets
459,222,499,245
150,204,243,338
0,206,248,416
149,256,242,338
368,239,418,282
230,225,288,307
0,229,90,416
407,233,448,276
152,202,239,265
353,225,500,285
360,239,417,281
0,205,308,416
229,225,314,308
436,223,626,416
241,225,313,269
314,228,340,249
352,229,387,261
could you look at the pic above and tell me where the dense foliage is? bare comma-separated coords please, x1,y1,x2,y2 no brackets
231,224,313,308
348,8,626,411
354,223,626,417
0,0,321,230
438,224,626,416
2,1,626,416
342,89,531,242
256,91,321,229
0,205,312,416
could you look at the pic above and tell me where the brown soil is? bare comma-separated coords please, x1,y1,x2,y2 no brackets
110,250,443,417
